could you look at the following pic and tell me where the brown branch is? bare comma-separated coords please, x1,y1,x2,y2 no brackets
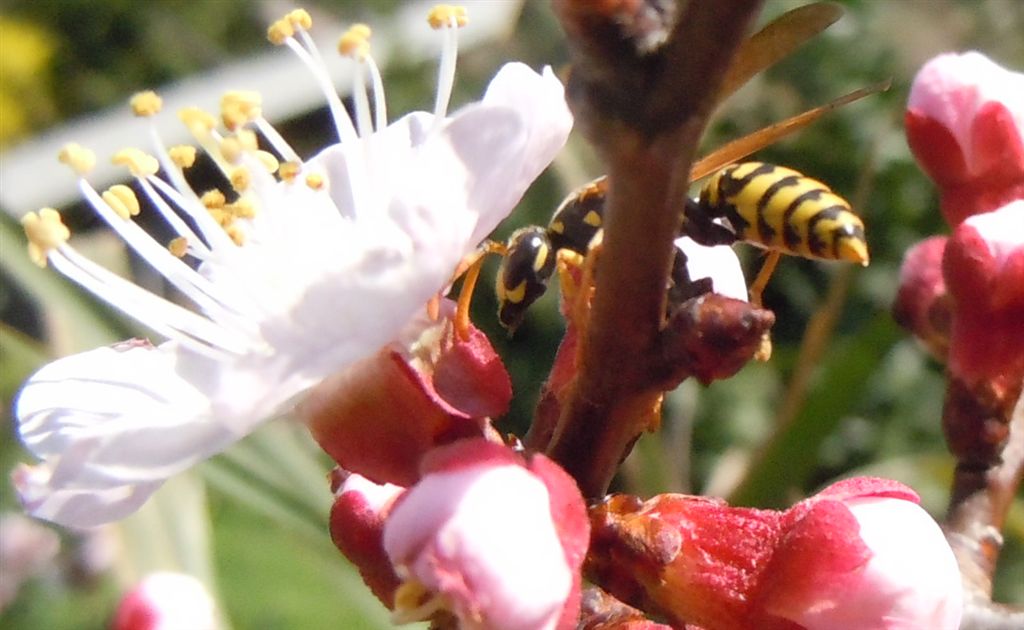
945,385,1024,627
545,0,764,497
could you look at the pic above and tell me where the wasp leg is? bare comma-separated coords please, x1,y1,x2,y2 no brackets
451,241,506,340
748,250,782,308
749,250,781,362
557,231,603,332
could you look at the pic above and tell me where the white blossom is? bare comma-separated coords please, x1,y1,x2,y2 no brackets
15,8,572,528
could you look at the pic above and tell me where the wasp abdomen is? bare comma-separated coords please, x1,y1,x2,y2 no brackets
701,162,868,265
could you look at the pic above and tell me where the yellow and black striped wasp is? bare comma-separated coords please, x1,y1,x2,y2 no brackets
494,160,869,332
491,3,884,333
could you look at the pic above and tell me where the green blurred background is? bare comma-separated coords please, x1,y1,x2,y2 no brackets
1,1,1021,628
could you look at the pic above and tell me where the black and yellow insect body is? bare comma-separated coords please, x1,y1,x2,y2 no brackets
495,161,869,331
699,162,869,265
547,177,607,254
496,179,610,332
496,226,557,331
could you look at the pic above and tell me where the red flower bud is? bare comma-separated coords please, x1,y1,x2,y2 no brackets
328,472,405,608
943,201,1024,388
893,235,951,360
906,52,1024,226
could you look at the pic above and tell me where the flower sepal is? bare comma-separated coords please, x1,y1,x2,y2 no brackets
301,303,511,487
587,477,962,630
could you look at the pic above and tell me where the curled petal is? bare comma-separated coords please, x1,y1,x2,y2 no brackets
12,463,161,529
384,440,588,630
14,341,254,527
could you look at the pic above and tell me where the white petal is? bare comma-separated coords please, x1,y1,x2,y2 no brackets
15,342,244,511
675,236,749,301
14,463,162,529
481,65,573,228
385,464,571,630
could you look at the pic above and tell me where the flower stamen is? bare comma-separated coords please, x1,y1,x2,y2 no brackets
168,236,189,258
391,579,449,625
101,184,141,220
22,208,70,267
338,24,380,136
305,173,326,191
428,5,468,121
23,210,252,359
221,90,261,131
112,148,160,178
130,90,163,117
57,143,96,176
271,10,358,145
168,145,197,169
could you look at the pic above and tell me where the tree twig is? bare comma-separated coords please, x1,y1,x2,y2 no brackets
545,0,764,497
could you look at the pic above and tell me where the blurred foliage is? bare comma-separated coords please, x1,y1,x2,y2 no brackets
1,0,1022,627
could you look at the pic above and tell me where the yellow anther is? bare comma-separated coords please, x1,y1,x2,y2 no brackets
305,173,325,190
57,143,96,176
227,198,256,219
22,208,70,267
279,161,301,183
230,167,251,193
112,148,160,177
221,90,262,130
255,150,280,173
168,236,189,258
208,208,232,227
201,189,227,210
225,223,246,246
267,18,294,45
101,184,141,220
219,136,245,164
169,145,197,169
178,107,218,138
427,4,468,29
287,9,313,29
130,90,163,117
338,24,371,59
236,128,259,151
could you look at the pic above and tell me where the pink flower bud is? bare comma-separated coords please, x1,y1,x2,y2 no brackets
328,472,405,608
589,477,962,630
942,201,1024,387
759,477,963,630
906,51,1024,225
111,572,218,630
383,439,589,630
892,235,951,360
301,302,511,486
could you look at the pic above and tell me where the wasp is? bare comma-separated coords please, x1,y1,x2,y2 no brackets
479,3,887,333
495,161,869,332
